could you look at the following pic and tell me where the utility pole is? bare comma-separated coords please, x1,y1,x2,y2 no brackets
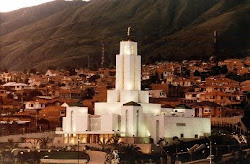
88,55,90,69
213,30,218,58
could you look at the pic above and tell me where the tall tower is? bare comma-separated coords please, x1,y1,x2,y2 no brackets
115,41,141,91
94,28,162,116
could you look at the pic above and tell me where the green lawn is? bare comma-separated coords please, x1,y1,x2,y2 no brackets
39,151,88,159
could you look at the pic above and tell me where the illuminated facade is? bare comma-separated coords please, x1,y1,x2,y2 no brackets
56,40,211,144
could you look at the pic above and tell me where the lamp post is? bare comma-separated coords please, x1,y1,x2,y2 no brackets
206,137,212,164
78,134,80,164
209,139,212,164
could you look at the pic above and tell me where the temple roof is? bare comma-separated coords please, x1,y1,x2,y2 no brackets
123,101,141,106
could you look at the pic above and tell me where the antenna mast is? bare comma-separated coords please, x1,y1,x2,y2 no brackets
101,41,105,68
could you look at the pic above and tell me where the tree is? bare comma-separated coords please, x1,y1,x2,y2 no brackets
98,140,110,151
107,134,123,150
172,136,181,161
241,108,250,130
39,137,52,149
221,65,228,74
7,138,18,150
122,144,142,163
158,137,168,156
210,64,221,75
88,74,100,83
194,70,201,76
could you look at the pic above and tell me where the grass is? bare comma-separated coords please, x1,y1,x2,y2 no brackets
39,151,88,159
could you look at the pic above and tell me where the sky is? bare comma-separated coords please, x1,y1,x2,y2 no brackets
0,0,55,12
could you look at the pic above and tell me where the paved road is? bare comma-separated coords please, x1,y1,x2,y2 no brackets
86,150,106,164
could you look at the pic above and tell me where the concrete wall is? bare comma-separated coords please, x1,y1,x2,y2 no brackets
101,114,119,131
0,131,55,143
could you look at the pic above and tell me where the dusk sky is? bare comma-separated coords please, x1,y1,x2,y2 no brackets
0,0,89,12
0,0,54,12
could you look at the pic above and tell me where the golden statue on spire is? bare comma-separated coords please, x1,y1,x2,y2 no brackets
127,27,131,38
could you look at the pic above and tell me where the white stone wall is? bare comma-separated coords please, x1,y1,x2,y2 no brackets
173,108,195,117
107,90,120,103
62,105,88,133
139,91,149,103
95,102,123,115
149,116,211,143
120,41,137,56
116,55,123,90
121,106,144,137
134,55,141,90
100,114,119,131
140,103,161,115
120,90,138,103
75,114,89,132
124,55,135,90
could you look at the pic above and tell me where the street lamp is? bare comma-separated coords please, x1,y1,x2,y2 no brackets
78,134,80,164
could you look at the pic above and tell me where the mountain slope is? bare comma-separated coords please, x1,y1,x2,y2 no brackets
0,0,249,70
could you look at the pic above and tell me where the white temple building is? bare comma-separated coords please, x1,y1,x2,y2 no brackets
56,39,211,144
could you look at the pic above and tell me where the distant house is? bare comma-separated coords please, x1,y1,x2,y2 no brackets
0,89,8,99
149,90,166,98
45,70,58,77
223,59,244,72
38,106,66,130
58,89,83,99
241,80,250,93
0,99,21,114
199,91,233,106
2,82,30,91
152,83,184,98
24,100,46,111
185,92,201,101
192,101,224,118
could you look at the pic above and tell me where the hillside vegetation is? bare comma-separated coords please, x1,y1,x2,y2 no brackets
0,0,249,70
